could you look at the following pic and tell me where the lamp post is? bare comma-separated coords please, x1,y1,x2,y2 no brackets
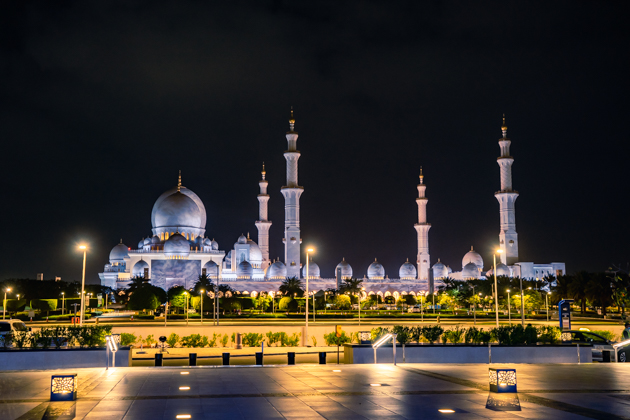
312,292,316,323
3,288,11,320
358,287,365,326
470,285,477,325
519,277,525,326
305,247,314,347
546,292,551,323
432,292,436,314
184,292,189,326
507,289,511,324
200,289,204,325
61,292,65,315
493,249,503,328
78,245,88,325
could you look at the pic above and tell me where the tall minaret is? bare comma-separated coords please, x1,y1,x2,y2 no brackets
281,108,303,278
414,167,431,281
255,163,272,270
495,115,519,265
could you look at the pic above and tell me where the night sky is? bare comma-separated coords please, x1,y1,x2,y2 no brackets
1,1,628,284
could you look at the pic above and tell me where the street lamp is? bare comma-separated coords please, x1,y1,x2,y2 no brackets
78,245,88,325
470,284,477,325
184,292,189,326
3,288,11,320
546,292,551,322
61,292,65,315
506,289,511,324
493,249,503,328
200,289,204,325
519,277,525,327
305,247,314,347
358,287,365,325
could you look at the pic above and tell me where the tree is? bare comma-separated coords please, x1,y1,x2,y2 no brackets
569,271,590,313
167,286,188,312
586,272,614,316
334,295,351,310
339,278,364,294
279,277,304,297
128,288,159,311
193,274,215,294
126,276,151,296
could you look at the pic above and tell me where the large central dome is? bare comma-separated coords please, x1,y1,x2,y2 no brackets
151,184,207,238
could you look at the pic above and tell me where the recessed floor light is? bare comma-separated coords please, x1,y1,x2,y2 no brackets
333,370,341,372
179,386,190,390
438,409,455,413
176,415,191,419
370,383,381,387
180,372,189,375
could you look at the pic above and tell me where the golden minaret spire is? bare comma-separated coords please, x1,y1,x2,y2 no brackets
177,170,181,192
261,162,266,180
288,106,295,132
501,113,508,138
419,166,424,184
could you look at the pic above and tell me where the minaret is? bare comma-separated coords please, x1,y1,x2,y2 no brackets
281,108,303,278
495,115,519,265
255,163,272,270
414,167,431,282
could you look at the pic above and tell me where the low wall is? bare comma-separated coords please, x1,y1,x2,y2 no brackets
0,348,130,371
344,344,593,364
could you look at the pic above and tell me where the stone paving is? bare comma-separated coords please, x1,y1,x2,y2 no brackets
1,363,629,419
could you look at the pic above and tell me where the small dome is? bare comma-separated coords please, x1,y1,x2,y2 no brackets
203,238,212,246
432,259,448,279
138,239,145,249
203,260,219,277
143,237,151,245
246,237,263,264
132,260,149,277
236,260,253,277
367,259,385,279
335,258,353,279
109,242,129,263
399,259,417,279
495,263,510,277
266,260,287,279
164,233,190,259
236,234,247,245
302,261,321,278
151,236,161,244
462,246,484,270
462,262,479,279
211,239,219,250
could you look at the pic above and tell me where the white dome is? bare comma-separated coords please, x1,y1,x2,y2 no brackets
432,259,448,279
151,236,161,244
203,238,211,246
495,263,510,277
266,261,287,279
203,260,219,277
211,239,219,250
335,258,353,279
462,262,479,279
462,247,484,270
132,260,149,277
164,233,190,258
154,192,203,230
367,259,385,279
246,238,263,265
236,260,254,277
137,239,145,249
143,237,151,245
399,259,417,279
302,261,321,278
236,234,247,245
109,242,129,263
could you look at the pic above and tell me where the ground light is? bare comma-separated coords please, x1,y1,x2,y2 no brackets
438,409,455,413
180,372,189,375
332,370,341,372
369,383,381,387
489,368,517,393
179,386,190,390
175,415,191,419
50,374,77,401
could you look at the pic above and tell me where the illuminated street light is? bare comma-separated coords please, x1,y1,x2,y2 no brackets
305,247,315,346
78,245,88,325
200,289,204,325
506,289,511,324
3,288,11,320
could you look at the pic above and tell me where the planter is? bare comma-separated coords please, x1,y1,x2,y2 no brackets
343,343,592,364
0,347,131,371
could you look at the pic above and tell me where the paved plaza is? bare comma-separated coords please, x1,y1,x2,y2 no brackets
1,363,630,419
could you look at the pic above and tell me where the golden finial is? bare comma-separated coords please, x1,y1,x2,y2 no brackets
288,106,295,131
501,113,508,131
177,170,182,192
419,166,424,184
261,162,266,180
247,232,250,239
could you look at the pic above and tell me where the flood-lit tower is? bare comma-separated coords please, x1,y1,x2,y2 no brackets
414,168,431,281
495,115,519,265
281,108,303,278
255,163,272,270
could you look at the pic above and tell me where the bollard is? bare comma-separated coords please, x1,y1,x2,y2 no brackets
319,352,327,365
155,353,163,367
222,352,230,366
255,352,263,366
189,353,197,366
287,352,295,365
235,333,243,349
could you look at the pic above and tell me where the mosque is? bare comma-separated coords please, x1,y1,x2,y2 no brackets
99,113,565,300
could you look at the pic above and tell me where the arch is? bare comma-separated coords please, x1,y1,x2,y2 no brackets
250,291,258,298
384,291,391,297
408,291,416,296
368,291,375,295
393,291,400,300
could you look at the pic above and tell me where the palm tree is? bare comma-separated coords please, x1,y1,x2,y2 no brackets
279,277,304,297
568,271,590,314
127,276,150,295
193,274,215,294
340,278,363,294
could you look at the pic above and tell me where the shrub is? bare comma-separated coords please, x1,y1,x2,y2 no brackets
1,332,13,348
143,335,156,346
266,332,282,346
242,333,264,347
282,332,301,347
537,326,560,344
278,297,295,311
181,334,208,348
127,288,159,311
478,330,492,344
334,295,351,310
311,336,317,347
370,327,390,343
392,326,412,345
590,330,617,342
524,324,537,345
220,334,229,347
324,331,350,346
464,327,486,344
120,333,137,346
12,331,29,348
166,333,180,347
30,299,58,313
422,326,444,344
208,333,219,347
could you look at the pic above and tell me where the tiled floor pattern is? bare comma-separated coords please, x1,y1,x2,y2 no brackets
0,364,629,419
